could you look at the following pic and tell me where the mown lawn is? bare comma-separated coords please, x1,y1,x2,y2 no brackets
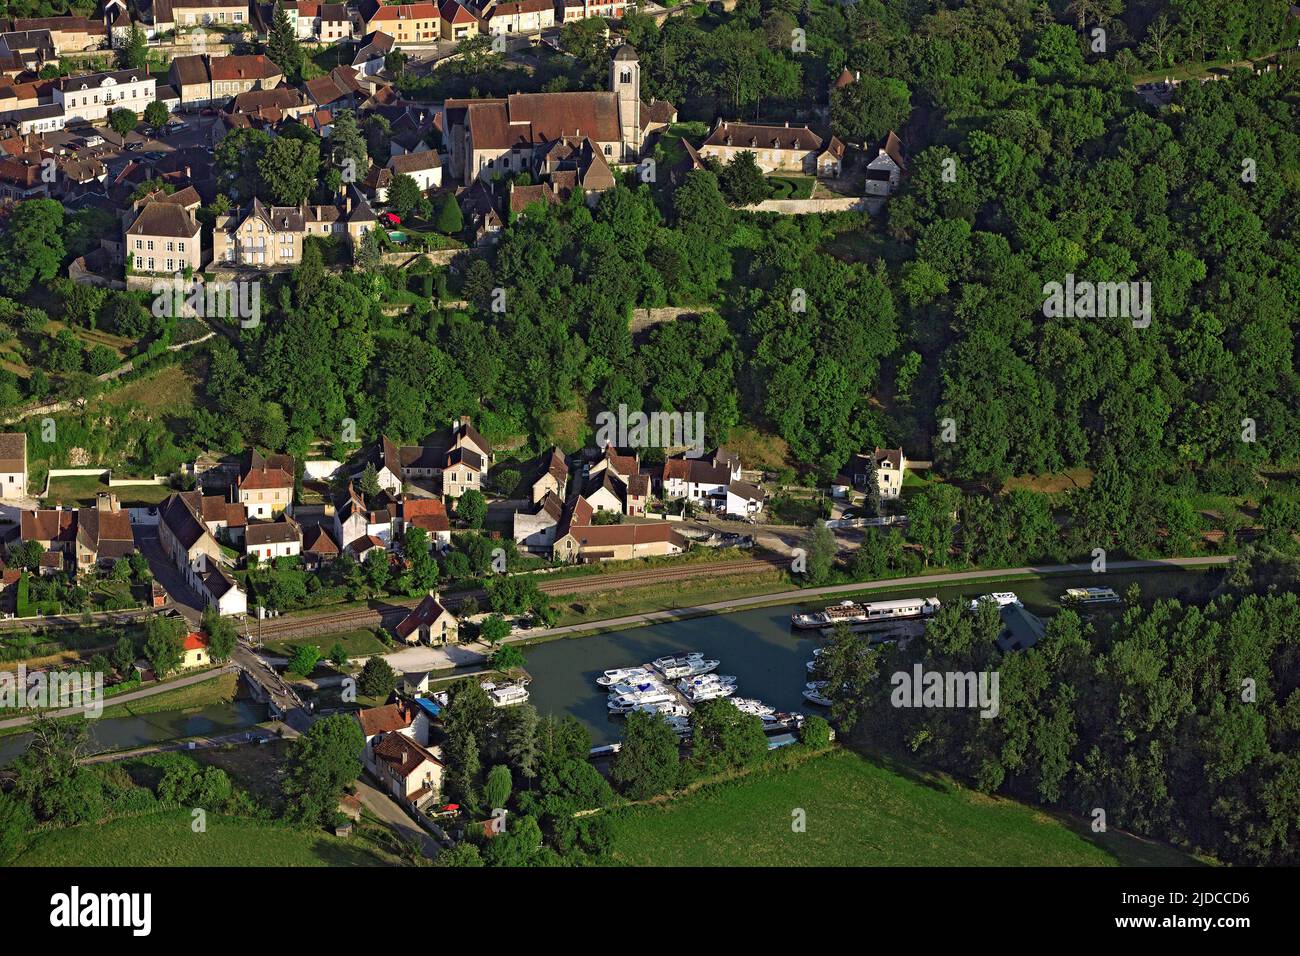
607,748,1200,867
550,570,790,626
265,628,390,660
15,810,398,867
45,474,174,507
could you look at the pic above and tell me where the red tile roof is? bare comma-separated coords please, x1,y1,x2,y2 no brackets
357,701,416,737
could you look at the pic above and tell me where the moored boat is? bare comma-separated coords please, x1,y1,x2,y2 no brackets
792,596,941,630
1061,586,1121,606
969,591,1022,611
596,665,653,686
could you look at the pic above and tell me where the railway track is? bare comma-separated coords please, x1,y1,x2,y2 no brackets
245,557,785,640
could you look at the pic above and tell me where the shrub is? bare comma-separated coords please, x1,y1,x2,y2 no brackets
800,715,832,749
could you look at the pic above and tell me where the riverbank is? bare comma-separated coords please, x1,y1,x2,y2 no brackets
520,556,1232,644
290,557,1230,679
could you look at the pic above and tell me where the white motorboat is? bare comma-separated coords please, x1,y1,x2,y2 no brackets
677,677,736,702
664,715,692,736
763,711,806,729
596,665,653,686
805,680,828,691
654,653,707,679
606,679,665,698
682,658,720,677
677,674,736,693
489,683,529,707
630,699,690,717
608,687,675,713
806,659,818,674
731,697,775,716
1061,587,1121,606
802,687,832,707
969,591,1022,611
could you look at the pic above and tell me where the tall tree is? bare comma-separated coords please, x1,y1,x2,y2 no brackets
266,2,305,81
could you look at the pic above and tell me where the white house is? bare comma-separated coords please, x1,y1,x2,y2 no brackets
53,67,155,123
661,448,741,509
352,30,393,77
387,148,442,191
0,433,26,499
725,480,766,517
244,515,303,562
481,0,554,36
334,482,395,552
158,492,248,616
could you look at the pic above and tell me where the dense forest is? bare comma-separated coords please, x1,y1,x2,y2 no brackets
818,547,1300,865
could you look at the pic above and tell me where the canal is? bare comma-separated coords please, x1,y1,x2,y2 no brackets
519,567,1220,745
0,700,268,767
0,567,1223,760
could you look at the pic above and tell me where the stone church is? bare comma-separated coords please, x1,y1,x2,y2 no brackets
443,44,676,186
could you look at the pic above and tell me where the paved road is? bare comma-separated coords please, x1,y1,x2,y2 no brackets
233,642,312,731
80,721,298,765
355,775,440,858
134,528,207,625
0,665,237,730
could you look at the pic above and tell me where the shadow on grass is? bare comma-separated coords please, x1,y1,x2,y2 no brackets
844,740,1205,866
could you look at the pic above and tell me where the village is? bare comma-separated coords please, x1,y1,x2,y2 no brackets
0,1,901,271
0,0,1291,886
0,420,910,622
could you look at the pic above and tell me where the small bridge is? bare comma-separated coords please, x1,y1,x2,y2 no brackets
234,643,311,730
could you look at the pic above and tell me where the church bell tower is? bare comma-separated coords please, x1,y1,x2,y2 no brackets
611,44,641,162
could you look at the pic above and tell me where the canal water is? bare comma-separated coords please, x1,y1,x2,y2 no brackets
0,700,268,767
0,568,1221,759
520,568,1219,745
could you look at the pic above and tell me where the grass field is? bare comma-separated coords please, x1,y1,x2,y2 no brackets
99,363,202,418
607,748,1200,867
15,810,399,866
45,474,174,507
549,570,791,627
265,628,390,660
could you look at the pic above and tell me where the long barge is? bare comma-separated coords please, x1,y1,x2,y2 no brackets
791,596,941,630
